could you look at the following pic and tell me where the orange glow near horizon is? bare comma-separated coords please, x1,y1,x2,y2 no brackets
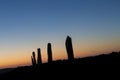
0,43,120,69
0,36,120,69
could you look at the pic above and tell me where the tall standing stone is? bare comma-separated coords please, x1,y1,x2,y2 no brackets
32,51,36,66
65,36,74,61
37,48,42,65
47,43,53,63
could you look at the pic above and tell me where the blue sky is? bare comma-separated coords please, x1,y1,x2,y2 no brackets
0,0,120,68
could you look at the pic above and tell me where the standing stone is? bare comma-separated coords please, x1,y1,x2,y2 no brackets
37,48,42,65
65,36,74,61
32,51,36,66
47,43,53,63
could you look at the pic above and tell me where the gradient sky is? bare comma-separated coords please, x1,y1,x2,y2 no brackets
0,0,120,69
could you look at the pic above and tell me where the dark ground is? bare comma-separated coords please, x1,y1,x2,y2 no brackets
0,51,120,80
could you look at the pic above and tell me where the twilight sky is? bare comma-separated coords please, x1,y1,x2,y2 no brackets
0,0,120,69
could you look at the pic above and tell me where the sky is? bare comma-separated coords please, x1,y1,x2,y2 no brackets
0,0,120,69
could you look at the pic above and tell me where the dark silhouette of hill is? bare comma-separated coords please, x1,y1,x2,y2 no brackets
0,68,15,75
0,51,120,80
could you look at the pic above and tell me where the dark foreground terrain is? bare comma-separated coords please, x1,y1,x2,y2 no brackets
0,51,120,80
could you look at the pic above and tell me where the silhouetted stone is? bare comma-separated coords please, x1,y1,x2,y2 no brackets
32,51,36,66
65,36,74,61
47,43,53,63
37,48,42,65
